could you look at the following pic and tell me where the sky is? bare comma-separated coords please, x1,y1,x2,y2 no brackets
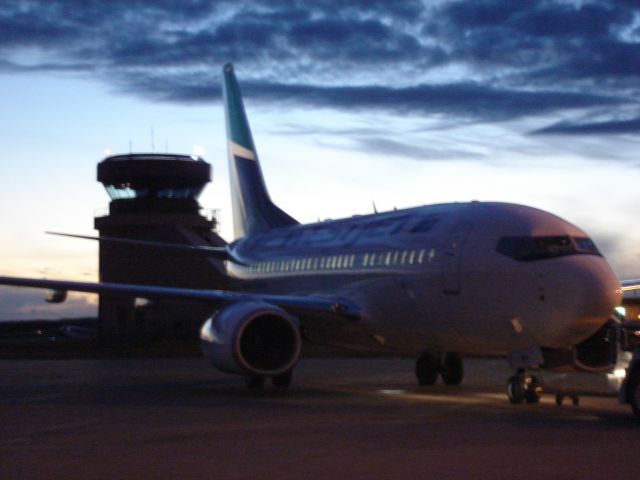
0,0,639,319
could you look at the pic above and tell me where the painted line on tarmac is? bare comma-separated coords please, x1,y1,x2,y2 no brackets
377,389,495,405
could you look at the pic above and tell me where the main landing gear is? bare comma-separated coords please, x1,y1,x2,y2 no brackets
507,369,542,404
415,352,464,386
555,392,580,407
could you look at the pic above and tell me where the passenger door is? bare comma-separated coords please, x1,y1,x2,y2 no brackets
441,223,473,295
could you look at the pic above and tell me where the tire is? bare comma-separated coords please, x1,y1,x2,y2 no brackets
525,375,541,404
507,375,526,404
441,353,464,386
525,389,541,404
416,352,438,385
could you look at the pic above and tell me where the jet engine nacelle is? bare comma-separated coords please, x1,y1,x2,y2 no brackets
543,319,618,373
571,319,619,373
200,301,301,377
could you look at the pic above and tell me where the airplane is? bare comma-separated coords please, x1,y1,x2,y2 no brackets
0,63,639,415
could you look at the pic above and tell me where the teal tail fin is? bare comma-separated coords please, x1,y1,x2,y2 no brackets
222,63,298,239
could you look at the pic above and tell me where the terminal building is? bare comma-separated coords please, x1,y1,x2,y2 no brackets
94,153,228,344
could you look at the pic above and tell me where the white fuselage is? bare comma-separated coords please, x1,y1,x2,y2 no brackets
227,201,621,357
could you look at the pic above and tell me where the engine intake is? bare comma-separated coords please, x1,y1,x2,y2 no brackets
542,319,618,373
572,319,618,373
200,302,301,377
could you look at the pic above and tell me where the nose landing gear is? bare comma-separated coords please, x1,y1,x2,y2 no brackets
507,369,542,404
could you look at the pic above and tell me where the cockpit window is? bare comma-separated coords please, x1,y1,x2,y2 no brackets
496,235,601,261
574,237,600,254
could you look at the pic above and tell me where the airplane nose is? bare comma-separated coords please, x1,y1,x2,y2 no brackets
576,260,621,319
534,256,621,347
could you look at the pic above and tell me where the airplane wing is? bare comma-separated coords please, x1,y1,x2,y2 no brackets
46,231,240,263
0,275,361,320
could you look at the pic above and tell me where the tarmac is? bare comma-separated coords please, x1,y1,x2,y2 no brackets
1,357,638,479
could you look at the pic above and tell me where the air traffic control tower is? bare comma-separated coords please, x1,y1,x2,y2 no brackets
94,153,228,344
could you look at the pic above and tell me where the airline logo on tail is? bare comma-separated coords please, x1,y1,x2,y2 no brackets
228,140,256,161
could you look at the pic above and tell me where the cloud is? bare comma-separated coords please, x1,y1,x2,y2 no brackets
430,0,637,74
0,1,639,134
233,81,622,122
532,116,640,135
118,72,623,122
0,59,93,73
350,136,486,162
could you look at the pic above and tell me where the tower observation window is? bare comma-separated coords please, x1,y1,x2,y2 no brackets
104,184,204,200
496,235,601,261
106,184,139,199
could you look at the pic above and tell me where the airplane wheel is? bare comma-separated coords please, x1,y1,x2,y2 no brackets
441,353,464,386
272,370,293,389
245,375,265,388
507,375,526,404
416,352,439,385
555,393,578,406
628,364,640,419
525,389,541,404
525,375,542,404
